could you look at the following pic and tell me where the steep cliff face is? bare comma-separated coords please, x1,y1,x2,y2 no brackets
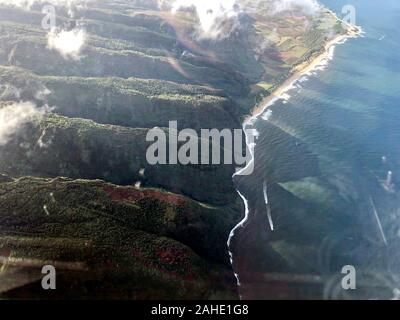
0,0,342,298
0,66,242,131
0,110,237,204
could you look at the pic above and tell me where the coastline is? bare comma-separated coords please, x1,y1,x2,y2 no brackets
228,15,364,294
246,20,363,123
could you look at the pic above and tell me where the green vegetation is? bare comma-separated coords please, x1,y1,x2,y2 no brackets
0,110,237,204
0,0,344,298
0,176,238,299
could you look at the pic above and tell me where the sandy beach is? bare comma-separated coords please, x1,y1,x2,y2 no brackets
247,17,363,123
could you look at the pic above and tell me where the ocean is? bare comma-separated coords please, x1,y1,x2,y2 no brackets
232,0,400,299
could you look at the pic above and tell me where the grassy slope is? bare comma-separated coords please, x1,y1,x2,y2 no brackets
0,176,238,299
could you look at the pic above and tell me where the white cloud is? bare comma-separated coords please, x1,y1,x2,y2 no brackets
0,0,89,59
271,0,321,15
168,0,322,40
0,0,94,9
0,85,22,100
47,28,86,60
0,0,95,18
0,102,49,146
170,0,242,40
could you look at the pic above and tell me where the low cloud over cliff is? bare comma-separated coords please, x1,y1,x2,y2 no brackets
0,102,49,146
167,0,322,40
47,28,87,60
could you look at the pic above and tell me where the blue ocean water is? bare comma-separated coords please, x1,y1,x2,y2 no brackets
233,0,400,299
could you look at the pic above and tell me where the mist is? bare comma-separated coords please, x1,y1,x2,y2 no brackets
47,28,87,60
169,0,322,40
171,0,240,40
0,0,94,9
271,0,321,14
0,102,49,146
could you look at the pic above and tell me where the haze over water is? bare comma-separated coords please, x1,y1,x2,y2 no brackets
232,0,400,299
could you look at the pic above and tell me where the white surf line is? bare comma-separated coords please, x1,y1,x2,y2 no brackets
227,118,257,290
369,196,388,246
227,190,249,289
263,180,274,231
227,12,364,298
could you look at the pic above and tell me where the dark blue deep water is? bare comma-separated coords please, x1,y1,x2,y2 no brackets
233,0,400,299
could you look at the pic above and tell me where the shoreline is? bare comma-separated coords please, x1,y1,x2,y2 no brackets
246,20,363,123
229,14,364,296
